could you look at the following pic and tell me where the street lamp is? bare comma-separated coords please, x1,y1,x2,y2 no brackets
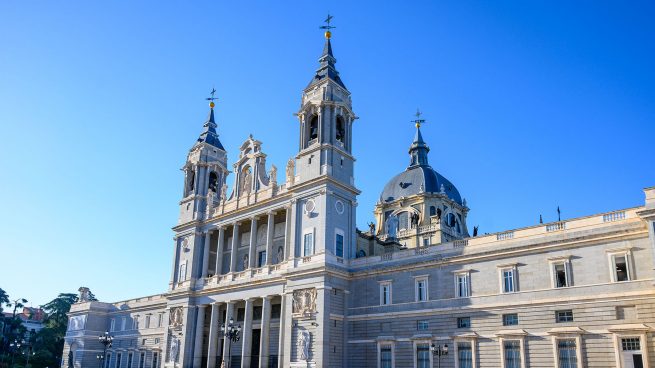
431,343,448,368
219,316,241,368
9,339,23,367
97,331,114,368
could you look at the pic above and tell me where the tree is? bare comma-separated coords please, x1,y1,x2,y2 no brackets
0,288,9,313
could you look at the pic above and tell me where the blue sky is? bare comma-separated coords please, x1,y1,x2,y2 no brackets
1,1,654,306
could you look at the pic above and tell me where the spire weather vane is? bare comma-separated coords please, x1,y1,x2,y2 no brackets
320,13,335,38
411,108,426,128
206,87,218,108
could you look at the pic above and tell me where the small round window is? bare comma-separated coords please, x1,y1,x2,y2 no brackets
305,199,316,213
335,200,345,214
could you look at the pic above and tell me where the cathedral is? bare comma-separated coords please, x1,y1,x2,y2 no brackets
62,23,655,368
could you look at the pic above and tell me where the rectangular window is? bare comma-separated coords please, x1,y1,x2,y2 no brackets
133,315,139,330
502,269,516,293
237,308,245,321
335,233,344,258
158,313,163,327
121,317,126,331
152,352,159,368
621,337,641,351
504,340,521,368
380,282,392,305
417,320,429,331
612,254,630,282
380,345,392,368
105,353,111,368
555,310,574,323
458,342,473,368
145,315,150,329
253,306,263,320
457,317,471,328
417,343,430,368
303,232,314,256
271,304,281,319
110,318,115,332
116,353,122,368
503,313,519,326
557,339,577,368
553,263,569,288
139,352,145,368
127,352,133,368
179,261,187,281
258,251,266,268
456,273,469,297
416,278,428,302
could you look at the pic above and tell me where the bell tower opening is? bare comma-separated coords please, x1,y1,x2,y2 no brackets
309,115,319,142
336,116,345,144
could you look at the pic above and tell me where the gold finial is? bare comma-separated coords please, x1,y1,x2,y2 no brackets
411,108,426,128
320,13,335,39
206,87,218,109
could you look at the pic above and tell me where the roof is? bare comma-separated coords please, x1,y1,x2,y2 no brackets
306,38,347,90
195,107,225,150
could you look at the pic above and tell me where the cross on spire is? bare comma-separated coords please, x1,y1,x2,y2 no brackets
411,108,426,128
320,13,335,39
206,87,218,108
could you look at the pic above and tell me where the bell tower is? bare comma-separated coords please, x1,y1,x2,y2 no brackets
178,91,229,224
294,16,356,188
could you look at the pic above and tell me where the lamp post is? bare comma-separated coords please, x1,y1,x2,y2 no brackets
97,331,114,368
219,316,241,368
9,339,22,367
431,343,448,368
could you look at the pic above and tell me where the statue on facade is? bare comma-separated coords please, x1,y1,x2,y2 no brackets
473,225,479,237
220,183,227,202
169,307,183,328
77,287,91,303
242,255,249,271
169,335,179,362
242,169,252,194
440,184,446,194
269,164,277,185
385,214,399,239
292,288,317,316
206,190,215,215
297,330,310,361
410,213,420,228
277,246,284,264
367,222,376,236
286,158,295,185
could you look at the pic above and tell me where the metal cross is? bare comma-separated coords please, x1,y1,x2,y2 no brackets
411,108,426,128
320,13,335,30
206,87,218,103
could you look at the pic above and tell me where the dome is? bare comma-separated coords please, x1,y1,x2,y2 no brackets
380,165,463,205
379,124,463,205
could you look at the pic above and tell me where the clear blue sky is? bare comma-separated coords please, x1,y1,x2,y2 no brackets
1,1,654,307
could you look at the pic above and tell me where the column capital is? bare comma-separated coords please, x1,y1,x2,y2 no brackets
267,210,277,216
196,304,208,309
233,221,241,227
263,295,274,300
251,215,259,222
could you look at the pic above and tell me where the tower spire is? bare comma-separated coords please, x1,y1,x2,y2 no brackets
307,14,346,89
196,88,224,150
408,109,430,167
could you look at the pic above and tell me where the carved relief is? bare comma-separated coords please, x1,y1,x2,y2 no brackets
286,158,295,185
297,329,311,361
292,288,317,316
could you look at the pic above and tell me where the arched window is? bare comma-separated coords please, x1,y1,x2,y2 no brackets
398,211,409,230
208,172,218,193
336,116,345,143
429,206,436,217
446,213,456,227
309,115,319,141
186,170,195,193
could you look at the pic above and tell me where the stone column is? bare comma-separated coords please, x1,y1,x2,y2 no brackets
284,205,293,261
282,292,293,367
258,296,272,368
265,212,275,266
214,226,225,275
230,223,240,273
249,217,258,269
277,294,286,368
206,303,221,368
315,287,331,367
169,238,179,288
201,230,212,279
222,302,235,368
193,305,206,368
241,298,254,368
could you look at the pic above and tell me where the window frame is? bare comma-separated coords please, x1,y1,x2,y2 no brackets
502,313,519,326
413,340,433,368
555,310,574,323
303,229,315,257
110,318,115,332
416,320,429,331
379,281,392,306
335,228,345,258
454,336,478,368
377,341,395,368
455,271,471,298
457,317,471,329
414,276,429,302
498,264,518,293
498,336,526,368
547,332,584,368
610,328,650,368
607,249,633,282
548,256,572,288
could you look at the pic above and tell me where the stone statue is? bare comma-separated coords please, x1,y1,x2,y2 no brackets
473,225,479,237
169,335,179,362
270,164,277,184
419,183,424,193
367,222,376,236
77,287,91,303
385,215,399,239
411,213,419,228
169,307,183,328
206,190,214,215
220,183,227,202
286,158,295,185
242,169,252,194
297,330,310,361
242,255,249,271
277,246,284,263
440,184,446,194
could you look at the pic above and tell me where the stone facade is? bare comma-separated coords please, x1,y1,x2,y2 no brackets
62,30,655,368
